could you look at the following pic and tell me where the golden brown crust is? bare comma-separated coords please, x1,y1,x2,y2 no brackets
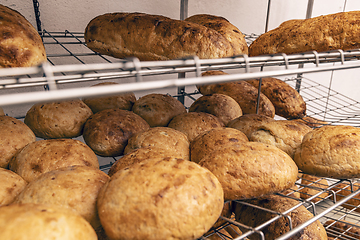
299,174,329,203
14,165,110,229
190,127,248,163
132,93,186,127
249,11,360,56
0,203,97,240
294,125,360,178
324,219,360,239
167,112,224,142
246,78,306,119
24,100,93,139
85,12,235,60
0,115,35,168
185,14,248,55
234,195,328,240
189,93,243,125
198,142,298,200
0,168,27,206
98,157,224,240
9,139,99,182
0,5,47,67
198,71,275,117
82,82,136,113
249,120,312,159
123,127,190,159
83,109,150,157
330,182,360,213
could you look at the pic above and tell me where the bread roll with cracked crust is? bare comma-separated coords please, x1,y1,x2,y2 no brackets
198,142,298,200
85,12,235,60
294,125,360,178
0,4,47,68
98,157,224,240
0,168,27,206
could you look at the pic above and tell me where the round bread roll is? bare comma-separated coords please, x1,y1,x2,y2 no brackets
294,125,360,178
168,112,224,142
83,109,150,156
249,120,312,159
198,142,298,200
0,115,36,168
98,157,224,240
0,4,47,68
299,174,329,203
82,82,136,113
9,139,99,182
190,127,248,163
189,93,242,125
226,113,275,139
0,203,97,240
24,99,93,139
108,146,185,177
132,93,186,127
14,165,110,230
0,168,27,206
123,127,190,159
233,194,328,240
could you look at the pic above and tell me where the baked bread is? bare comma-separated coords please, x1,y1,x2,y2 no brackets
83,109,150,156
198,70,275,117
0,115,36,168
132,93,186,127
167,112,224,142
291,116,329,128
0,4,47,67
190,127,248,163
233,194,328,240
294,125,360,178
325,219,360,239
246,78,306,119
0,168,27,206
185,14,248,55
82,82,136,113
299,174,329,203
9,139,99,182
0,203,97,240
98,157,224,240
226,113,275,139
24,99,93,139
330,181,360,213
189,93,242,125
198,142,298,200
14,165,110,230
85,12,236,60
123,127,190,159
249,11,360,56
249,120,312,159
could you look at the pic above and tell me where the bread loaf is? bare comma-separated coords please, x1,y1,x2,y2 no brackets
299,174,329,203
0,4,47,67
325,219,360,239
0,168,27,206
249,11,360,56
85,12,238,60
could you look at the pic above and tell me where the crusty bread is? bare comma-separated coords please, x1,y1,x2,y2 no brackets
0,115,36,168
189,93,242,125
24,99,93,139
83,109,150,156
246,78,306,119
294,125,360,178
123,127,190,159
0,203,97,240
190,127,248,163
98,157,224,240
198,142,298,200
325,219,360,239
85,12,237,60
132,93,186,127
82,82,136,113
249,11,360,56
0,4,47,67
0,168,27,206
14,165,110,230
185,14,248,55
299,174,329,203
330,181,360,214
234,194,328,240
9,139,99,182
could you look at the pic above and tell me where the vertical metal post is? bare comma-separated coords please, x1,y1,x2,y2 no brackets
265,0,271,33
32,0,42,34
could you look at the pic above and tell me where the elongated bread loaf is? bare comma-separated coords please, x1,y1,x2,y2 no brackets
84,12,238,60
249,11,360,56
